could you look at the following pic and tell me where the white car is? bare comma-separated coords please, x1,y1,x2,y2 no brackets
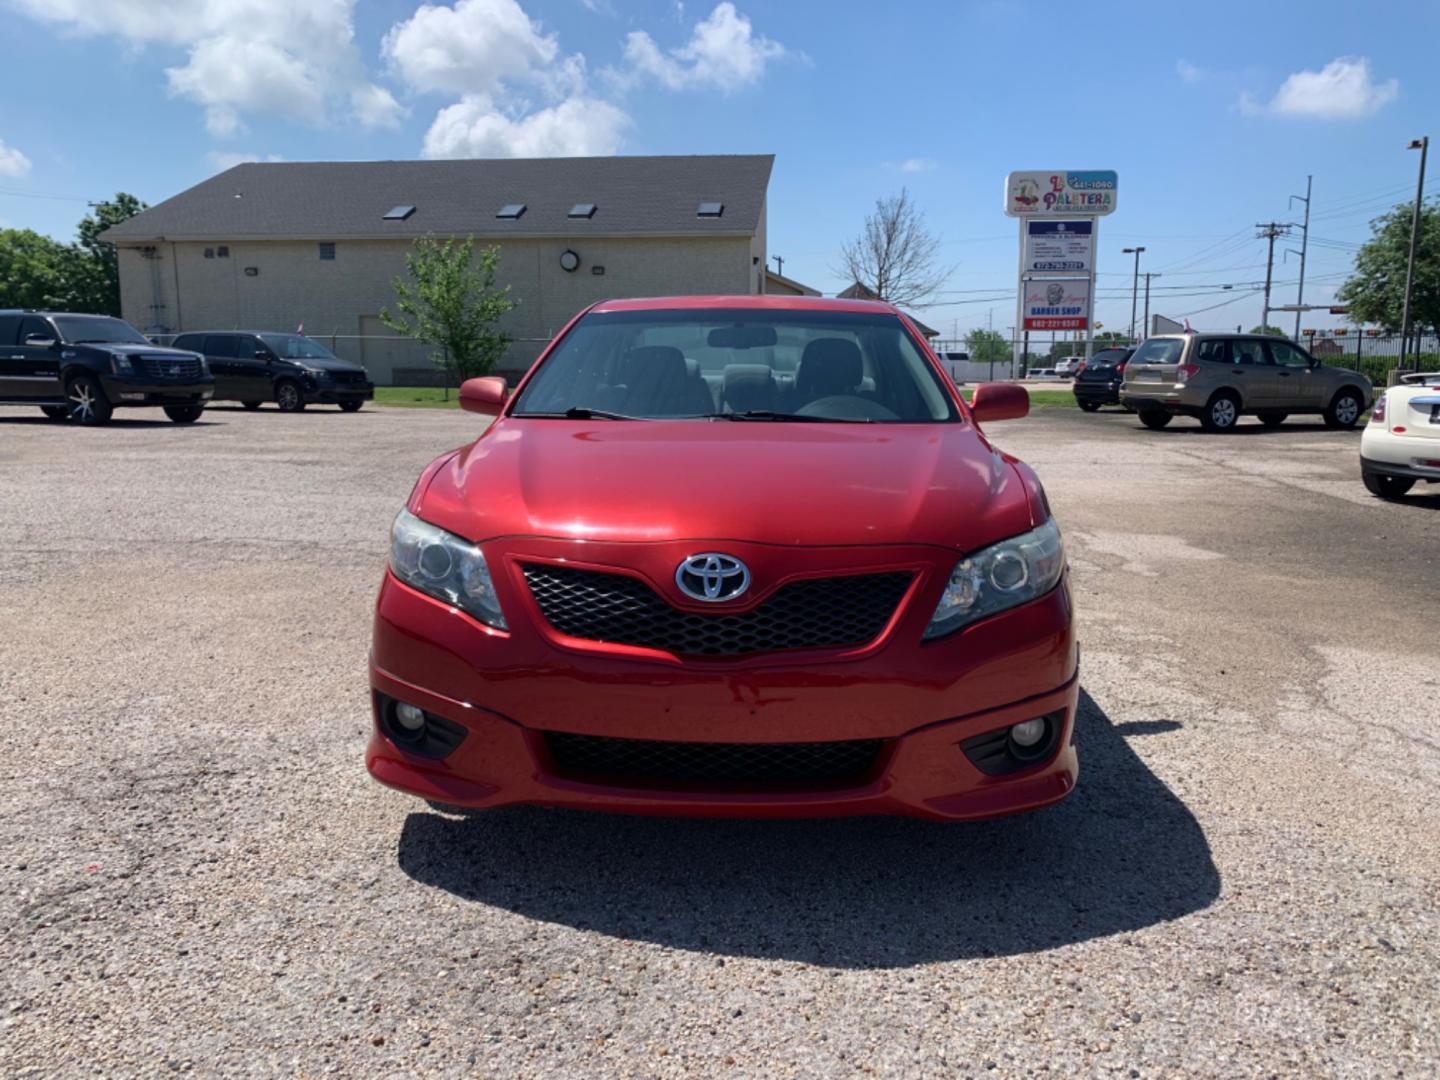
1029,367,1058,380
1360,372,1440,499
1054,356,1084,378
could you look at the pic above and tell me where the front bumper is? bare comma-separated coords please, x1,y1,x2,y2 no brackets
102,373,215,406
366,550,1079,821
304,382,374,404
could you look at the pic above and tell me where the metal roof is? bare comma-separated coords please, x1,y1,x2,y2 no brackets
102,155,774,242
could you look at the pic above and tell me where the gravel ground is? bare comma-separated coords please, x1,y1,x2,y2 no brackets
1,401,1437,1078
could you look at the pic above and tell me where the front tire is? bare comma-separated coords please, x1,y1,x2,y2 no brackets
1200,392,1240,433
66,374,113,426
1078,400,1101,413
1138,407,1172,430
241,401,262,410
1258,411,1288,427
275,380,306,412
1362,472,1415,499
40,405,69,422
338,400,364,412
164,404,205,424
1325,389,1363,430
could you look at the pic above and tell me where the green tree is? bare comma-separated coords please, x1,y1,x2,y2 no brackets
73,193,147,316
1094,330,1133,346
964,327,1010,363
1249,324,1286,336
381,236,516,389
1337,198,1440,336
0,229,85,309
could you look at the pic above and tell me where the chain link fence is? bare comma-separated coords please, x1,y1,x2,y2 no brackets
929,332,1439,385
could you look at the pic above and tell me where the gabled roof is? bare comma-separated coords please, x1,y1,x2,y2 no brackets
103,155,774,242
764,268,821,296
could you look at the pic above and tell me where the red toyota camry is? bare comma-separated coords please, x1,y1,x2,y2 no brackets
367,296,1077,820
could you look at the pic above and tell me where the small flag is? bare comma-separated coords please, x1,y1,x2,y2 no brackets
296,322,304,334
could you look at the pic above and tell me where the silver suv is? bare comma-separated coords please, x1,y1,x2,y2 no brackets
1119,334,1372,432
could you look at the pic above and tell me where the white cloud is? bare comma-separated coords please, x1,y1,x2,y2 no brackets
0,138,32,177
11,0,401,133
1250,56,1399,119
383,0,559,97
621,2,785,93
1176,59,1202,84
422,95,630,158
206,151,285,171
899,158,936,173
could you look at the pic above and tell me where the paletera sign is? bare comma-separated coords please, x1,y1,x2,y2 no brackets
1023,220,1094,273
1023,278,1091,331
1005,171,1117,217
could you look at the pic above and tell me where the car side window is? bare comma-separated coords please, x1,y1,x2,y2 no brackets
203,334,240,358
18,316,52,344
1194,339,1229,364
173,334,198,351
1268,341,1311,368
245,336,270,358
0,315,20,346
1230,340,1268,366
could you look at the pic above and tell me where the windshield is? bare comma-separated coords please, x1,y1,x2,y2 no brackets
1088,348,1130,366
260,334,339,361
1130,338,1186,365
54,316,149,345
511,309,958,422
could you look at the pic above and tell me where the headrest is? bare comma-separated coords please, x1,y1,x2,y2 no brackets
797,338,863,394
621,345,688,383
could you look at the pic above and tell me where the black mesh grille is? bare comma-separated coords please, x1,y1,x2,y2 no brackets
522,564,911,656
543,731,884,786
137,356,204,380
329,369,368,384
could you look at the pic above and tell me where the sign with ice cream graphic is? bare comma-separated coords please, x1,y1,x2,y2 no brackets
1005,171,1118,217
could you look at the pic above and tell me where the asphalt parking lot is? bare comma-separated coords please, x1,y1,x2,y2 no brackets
2,401,1437,1077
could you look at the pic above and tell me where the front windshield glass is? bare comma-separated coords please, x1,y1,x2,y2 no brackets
54,316,149,345
511,309,958,422
260,334,339,361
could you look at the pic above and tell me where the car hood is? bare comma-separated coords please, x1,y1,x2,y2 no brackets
277,356,366,373
74,342,200,358
416,419,1038,551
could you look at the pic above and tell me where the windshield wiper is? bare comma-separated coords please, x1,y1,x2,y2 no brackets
515,406,645,421
710,410,874,424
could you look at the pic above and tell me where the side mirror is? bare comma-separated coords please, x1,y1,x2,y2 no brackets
968,382,1029,423
24,333,56,348
460,376,508,416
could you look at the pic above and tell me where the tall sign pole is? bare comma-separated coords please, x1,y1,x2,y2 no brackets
1006,170,1117,365
1400,137,1429,372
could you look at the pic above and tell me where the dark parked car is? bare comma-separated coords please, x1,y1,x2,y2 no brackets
0,310,213,425
1071,347,1135,411
171,331,374,411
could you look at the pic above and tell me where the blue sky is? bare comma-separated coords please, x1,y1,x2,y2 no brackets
1,0,1433,339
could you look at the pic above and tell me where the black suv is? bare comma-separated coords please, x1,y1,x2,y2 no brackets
172,331,374,411
1071,347,1135,411
0,311,213,424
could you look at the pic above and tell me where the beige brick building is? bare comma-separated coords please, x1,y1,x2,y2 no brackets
104,155,774,383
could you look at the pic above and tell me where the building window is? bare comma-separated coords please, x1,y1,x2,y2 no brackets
204,247,215,259
217,245,230,258
318,243,336,261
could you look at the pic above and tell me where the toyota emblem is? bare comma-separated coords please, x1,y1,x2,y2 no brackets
675,553,750,603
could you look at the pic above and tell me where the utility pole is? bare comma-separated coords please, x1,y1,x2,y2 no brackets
1289,176,1312,340
771,254,784,277
1400,136,1429,372
1122,246,1145,343
1256,223,1295,333
1141,273,1161,339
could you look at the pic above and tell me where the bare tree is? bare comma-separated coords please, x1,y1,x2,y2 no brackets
837,188,951,308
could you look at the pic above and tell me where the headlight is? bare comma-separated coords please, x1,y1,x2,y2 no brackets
110,354,134,374
924,518,1065,640
305,366,331,380
390,509,507,629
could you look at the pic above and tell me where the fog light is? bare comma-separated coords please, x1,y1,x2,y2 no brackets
1009,717,1047,748
394,701,426,733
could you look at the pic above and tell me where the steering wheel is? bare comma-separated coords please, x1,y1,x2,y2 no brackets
796,395,899,421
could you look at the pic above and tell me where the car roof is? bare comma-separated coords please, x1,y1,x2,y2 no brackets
589,295,902,315
0,310,115,318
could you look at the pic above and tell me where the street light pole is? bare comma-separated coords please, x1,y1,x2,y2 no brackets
1123,246,1145,343
1400,137,1429,372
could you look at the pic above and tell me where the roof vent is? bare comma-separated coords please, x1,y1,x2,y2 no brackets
384,205,416,221
697,202,724,218
568,203,597,219
497,203,526,220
